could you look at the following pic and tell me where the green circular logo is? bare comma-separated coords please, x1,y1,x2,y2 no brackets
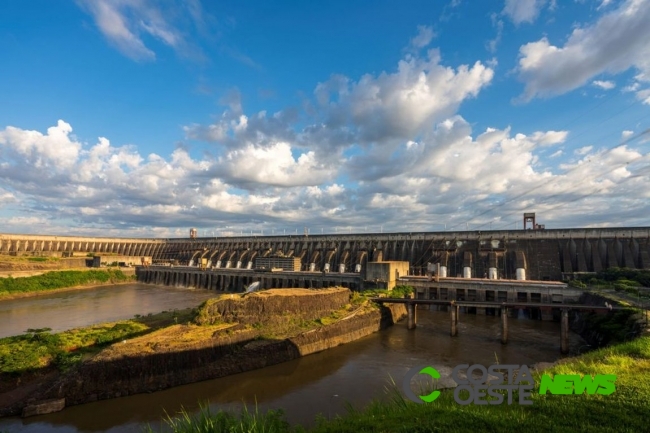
402,365,441,404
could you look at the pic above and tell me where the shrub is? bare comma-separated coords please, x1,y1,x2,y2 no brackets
568,279,587,288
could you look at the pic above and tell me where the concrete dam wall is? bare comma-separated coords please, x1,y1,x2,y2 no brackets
4,227,650,281
159,228,650,281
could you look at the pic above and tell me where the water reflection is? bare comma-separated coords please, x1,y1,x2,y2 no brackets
1,306,585,432
0,284,218,338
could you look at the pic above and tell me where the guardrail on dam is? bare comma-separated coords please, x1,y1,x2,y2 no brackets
3,227,650,281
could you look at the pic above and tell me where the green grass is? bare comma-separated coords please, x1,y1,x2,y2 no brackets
354,285,414,302
147,335,650,433
144,403,291,433
0,322,150,375
26,257,49,262
0,269,133,297
0,307,200,376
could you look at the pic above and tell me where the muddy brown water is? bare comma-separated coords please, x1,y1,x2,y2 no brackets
0,287,586,432
0,284,218,338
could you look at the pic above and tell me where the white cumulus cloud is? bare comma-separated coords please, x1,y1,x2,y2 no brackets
516,0,650,100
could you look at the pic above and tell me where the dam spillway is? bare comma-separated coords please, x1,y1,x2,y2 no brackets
3,227,650,281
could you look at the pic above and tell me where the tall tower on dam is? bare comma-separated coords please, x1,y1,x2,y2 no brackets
3,226,650,282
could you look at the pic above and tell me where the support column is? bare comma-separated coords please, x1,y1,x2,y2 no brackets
501,305,508,344
407,303,416,330
561,308,569,354
450,301,457,336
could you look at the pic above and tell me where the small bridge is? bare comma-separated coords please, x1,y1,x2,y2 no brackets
371,297,629,354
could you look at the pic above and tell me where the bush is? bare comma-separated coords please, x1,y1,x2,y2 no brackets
618,279,640,287
577,268,650,288
624,287,640,296
392,285,414,297
568,279,587,288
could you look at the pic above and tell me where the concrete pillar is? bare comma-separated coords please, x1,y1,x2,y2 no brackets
501,305,508,344
463,267,471,278
561,308,569,354
516,268,526,281
450,302,457,336
488,267,498,279
439,266,447,278
407,303,416,330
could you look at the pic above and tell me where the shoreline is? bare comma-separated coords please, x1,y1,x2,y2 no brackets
0,289,407,418
0,273,136,302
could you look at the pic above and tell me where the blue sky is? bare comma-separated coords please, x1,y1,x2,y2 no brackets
1,0,650,237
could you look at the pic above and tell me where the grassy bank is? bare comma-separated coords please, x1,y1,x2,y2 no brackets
146,334,650,433
0,308,195,377
0,269,133,298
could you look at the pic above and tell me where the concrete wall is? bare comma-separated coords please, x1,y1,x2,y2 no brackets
6,295,406,416
0,234,165,258
91,256,151,267
365,261,410,289
5,226,650,282
158,227,650,282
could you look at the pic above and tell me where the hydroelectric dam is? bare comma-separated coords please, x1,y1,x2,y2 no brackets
3,226,650,286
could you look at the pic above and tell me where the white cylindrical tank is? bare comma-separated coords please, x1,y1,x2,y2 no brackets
324,263,330,273
339,264,345,273
236,261,242,269
309,263,316,272
355,264,362,273
488,267,498,279
463,267,472,278
516,268,526,281
215,260,221,268
225,261,232,268
439,266,447,278
206,260,212,268
247,261,253,269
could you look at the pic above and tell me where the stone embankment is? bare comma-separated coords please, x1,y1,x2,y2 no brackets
570,291,649,348
2,288,406,417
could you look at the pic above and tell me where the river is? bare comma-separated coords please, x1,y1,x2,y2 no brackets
0,286,586,432
0,284,218,338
